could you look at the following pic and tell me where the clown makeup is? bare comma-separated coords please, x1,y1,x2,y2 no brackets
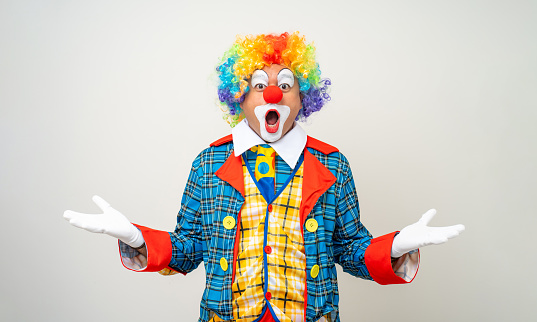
216,32,332,127
240,64,302,143
277,69,294,92
251,70,269,90
254,103,291,142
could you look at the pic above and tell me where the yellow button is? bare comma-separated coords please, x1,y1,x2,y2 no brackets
311,264,320,278
223,216,236,230
306,218,318,232
220,257,228,271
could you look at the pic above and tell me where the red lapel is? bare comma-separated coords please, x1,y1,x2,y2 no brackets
214,151,245,197
212,134,245,197
210,134,233,147
300,140,337,229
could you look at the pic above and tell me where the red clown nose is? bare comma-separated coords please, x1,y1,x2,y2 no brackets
263,86,283,104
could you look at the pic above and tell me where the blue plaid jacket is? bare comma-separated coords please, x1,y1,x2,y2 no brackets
125,135,409,322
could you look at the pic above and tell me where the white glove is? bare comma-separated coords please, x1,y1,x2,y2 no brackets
63,195,145,248
391,209,465,258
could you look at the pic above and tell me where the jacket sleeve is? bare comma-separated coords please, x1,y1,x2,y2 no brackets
332,156,418,285
167,160,204,274
118,157,205,274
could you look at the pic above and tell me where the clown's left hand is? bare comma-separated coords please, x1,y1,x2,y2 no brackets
391,209,465,258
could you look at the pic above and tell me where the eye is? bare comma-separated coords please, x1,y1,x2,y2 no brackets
279,83,290,91
277,69,295,91
251,70,269,91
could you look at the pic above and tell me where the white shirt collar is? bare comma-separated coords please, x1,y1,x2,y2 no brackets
231,119,307,169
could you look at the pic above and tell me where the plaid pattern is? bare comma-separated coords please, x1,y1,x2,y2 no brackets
169,144,240,322
227,158,306,322
265,163,305,322
119,237,147,270
159,140,394,322
393,250,419,281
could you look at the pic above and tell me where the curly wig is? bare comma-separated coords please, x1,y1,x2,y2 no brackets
216,32,331,127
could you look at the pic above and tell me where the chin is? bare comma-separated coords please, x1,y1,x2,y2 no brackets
254,104,291,142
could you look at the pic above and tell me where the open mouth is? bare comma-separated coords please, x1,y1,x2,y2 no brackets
265,109,280,133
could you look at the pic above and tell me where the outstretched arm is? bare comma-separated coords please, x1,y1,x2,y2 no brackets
391,209,465,258
63,195,146,254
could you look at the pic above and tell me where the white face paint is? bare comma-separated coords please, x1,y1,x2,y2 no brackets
277,68,295,91
254,103,291,142
251,70,269,90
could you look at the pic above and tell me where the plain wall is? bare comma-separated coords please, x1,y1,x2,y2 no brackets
1,0,536,321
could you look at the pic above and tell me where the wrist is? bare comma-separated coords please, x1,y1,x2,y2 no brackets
391,247,405,258
120,225,145,248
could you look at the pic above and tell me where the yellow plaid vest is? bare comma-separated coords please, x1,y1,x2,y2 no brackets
214,154,306,322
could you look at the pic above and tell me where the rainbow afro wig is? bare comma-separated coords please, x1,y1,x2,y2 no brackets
216,32,331,127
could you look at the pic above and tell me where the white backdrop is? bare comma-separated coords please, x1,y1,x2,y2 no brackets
1,0,536,321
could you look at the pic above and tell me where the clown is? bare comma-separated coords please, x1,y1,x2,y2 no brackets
64,32,464,322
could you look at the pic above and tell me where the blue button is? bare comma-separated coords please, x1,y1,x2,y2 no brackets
258,162,270,174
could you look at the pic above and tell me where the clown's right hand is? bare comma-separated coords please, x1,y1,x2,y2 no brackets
63,195,145,248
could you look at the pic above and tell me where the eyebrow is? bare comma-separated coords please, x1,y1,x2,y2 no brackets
277,68,294,83
251,70,269,83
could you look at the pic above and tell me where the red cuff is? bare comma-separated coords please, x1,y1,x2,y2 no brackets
364,231,418,285
119,224,173,272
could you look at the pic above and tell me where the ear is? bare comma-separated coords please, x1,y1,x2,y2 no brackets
239,91,247,109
